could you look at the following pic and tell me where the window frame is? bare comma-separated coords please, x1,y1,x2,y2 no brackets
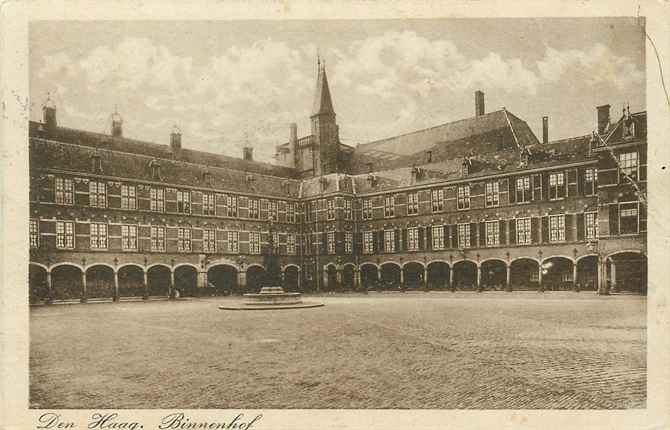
384,230,396,253
549,172,566,200
121,224,138,251
150,187,165,212
485,181,500,207
485,220,499,246
202,193,216,216
549,214,566,242
55,177,74,205
249,232,261,254
407,192,419,215
150,226,166,252
617,151,639,184
457,185,470,210
384,195,395,218
30,219,39,248
431,225,445,250
431,189,444,212
516,217,532,245
56,220,75,249
516,176,531,203
177,190,191,214
227,231,239,253
121,184,137,210
363,231,374,254
457,223,470,249
89,180,107,208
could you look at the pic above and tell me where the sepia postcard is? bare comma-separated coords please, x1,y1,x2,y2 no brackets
1,1,670,429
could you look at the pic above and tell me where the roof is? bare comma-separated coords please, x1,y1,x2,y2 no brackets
598,111,647,147
312,64,335,117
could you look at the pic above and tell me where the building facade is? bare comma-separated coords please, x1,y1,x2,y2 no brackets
28,62,647,303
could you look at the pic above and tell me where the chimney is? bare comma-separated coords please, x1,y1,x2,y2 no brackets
596,104,610,135
475,90,485,117
289,123,298,143
542,116,549,144
426,150,433,163
111,110,123,138
43,95,57,129
170,125,182,153
243,146,254,161
366,162,373,173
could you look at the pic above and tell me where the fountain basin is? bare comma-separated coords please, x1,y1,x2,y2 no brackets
219,286,324,310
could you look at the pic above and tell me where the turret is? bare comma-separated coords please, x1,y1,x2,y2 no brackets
42,94,57,130
111,108,123,138
310,58,339,175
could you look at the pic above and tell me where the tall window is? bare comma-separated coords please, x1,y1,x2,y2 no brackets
90,223,107,249
585,212,598,239
29,219,39,248
327,232,336,254
55,177,74,205
287,203,296,223
327,199,335,220
121,225,138,250
345,232,353,254
177,228,192,251
432,225,445,250
249,232,260,254
431,189,444,212
56,221,75,249
584,168,597,196
549,172,566,200
227,231,239,253
227,195,237,217
457,185,470,210
150,226,165,251
89,181,106,208
384,230,396,253
344,199,352,220
516,218,531,245
619,202,639,234
549,215,565,242
486,221,499,246
177,190,191,213
363,231,374,254
618,151,638,182
249,199,259,219
384,195,395,218
287,234,296,255
121,184,136,210
150,187,165,212
407,192,419,215
362,199,373,220
485,182,499,207
407,227,419,251
203,193,215,216
268,201,278,221
516,177,531,203
203,229,216,253
457,224,470,248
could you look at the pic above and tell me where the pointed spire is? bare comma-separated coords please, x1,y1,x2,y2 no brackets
312,56,335,117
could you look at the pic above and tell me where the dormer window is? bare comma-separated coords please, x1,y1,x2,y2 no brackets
149,159,162,181
246,174,256,184
519,147,531,168
461,158,471,177
91,153,103,174
367,174,378,187
319,176,329,192
201,171,211,184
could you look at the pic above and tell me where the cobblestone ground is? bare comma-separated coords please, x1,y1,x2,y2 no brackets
30,292,646,409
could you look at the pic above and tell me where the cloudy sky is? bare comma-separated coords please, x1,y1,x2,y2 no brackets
30,19,645,162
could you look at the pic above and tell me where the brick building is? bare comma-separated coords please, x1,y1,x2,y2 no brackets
28,62,647,303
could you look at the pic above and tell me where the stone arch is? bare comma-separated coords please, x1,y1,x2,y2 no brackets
342,264,355,290
51,263,83,301
325,264,338,291
117,264,146,298
480,259,507,290
576,255,598,291
29,263,49,304
452,260,477,290
208,258,241,272
510,258,540,290
542,256,575,291
607,251,647,294
360,263,379,290
283,265,300,292
403,261,424,289
174,265,198,297
85,264,115,299
147,264,171,297
84,262,116,274
427,260,450,289
380,262,401,289
208,264,238,295
246,265,266,293
174,262,200,272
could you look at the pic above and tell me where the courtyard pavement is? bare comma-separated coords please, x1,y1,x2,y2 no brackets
29,291,646,409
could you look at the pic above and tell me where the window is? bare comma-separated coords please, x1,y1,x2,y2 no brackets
618,152,638,182
203,229,216,253
327,232,336,254
121,184,136,210
384,195,395,218
549,215,565,242
150,226,165,252
585,212,598,240
384,230,396,253
226,195,237,217
150,188,165,212
121,225,138,250
268,201,278,221
344,200,352,220
457,224,470,248
485,182,499,207
29,219,39,248
457,185,470,210
177,190,191,214
516,177,531,203
56,221,74,249
363,231,374,254
516,218,531,245
327,199,335,220
345,232,353,254
407,192,419,215
431,189,444,212
249,199,259,219
619,202,639,234
272,231,279,249
287,203,296,223
227,231,239,253
55,177,74,205
203,193,215,216
287,234,296,255
407,227,419,251
486,221,499,246
362,199,373,220
90,223,108,249
431,225,445,250
249,232,261,254
177,228,191,252
584,169,597,196
549,172,566,200
89,181,106,208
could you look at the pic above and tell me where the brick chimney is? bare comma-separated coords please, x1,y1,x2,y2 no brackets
243,146,254,161
170,124,181,153
43,95,57,130
111,110,123,138
289,123,298,143
597,104,610,135
542,116,549,144
475,90,485,117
